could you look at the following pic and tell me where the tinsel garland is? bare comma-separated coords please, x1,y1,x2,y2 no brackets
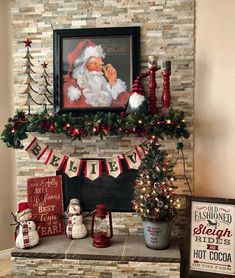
1,109,189,149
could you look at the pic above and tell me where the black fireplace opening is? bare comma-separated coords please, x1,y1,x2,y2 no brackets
57,159,138,212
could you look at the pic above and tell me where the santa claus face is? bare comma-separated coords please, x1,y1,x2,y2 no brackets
86,56,104,72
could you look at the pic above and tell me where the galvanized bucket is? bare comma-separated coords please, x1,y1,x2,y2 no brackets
143,220,172,249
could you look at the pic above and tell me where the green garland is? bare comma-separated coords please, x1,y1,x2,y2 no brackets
1,109,189,149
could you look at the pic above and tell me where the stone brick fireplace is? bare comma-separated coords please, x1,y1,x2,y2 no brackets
10,0,194,276
12,135,183,277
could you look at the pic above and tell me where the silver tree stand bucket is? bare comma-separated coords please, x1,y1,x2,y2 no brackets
143,220,172,249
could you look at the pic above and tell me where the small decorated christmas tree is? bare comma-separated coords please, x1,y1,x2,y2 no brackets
132,139,180,222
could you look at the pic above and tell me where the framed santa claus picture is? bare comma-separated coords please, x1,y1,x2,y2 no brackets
53,26,140,115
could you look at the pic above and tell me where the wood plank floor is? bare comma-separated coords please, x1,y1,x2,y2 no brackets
0,255,11,277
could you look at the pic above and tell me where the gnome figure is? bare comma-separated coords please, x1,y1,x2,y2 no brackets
126,72,149,115
66,198,87,239
15,202,39,249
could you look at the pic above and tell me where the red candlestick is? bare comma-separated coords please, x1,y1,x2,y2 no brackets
161,61,171,116
148,56,158,115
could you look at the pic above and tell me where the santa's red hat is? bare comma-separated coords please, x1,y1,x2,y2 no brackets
65,40,105,79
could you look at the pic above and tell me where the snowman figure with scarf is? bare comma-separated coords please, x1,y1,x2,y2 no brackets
66,198,87,239
15,202,39,249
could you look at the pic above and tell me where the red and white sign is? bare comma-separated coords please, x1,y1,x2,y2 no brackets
27,176,65,238
190,201,235,275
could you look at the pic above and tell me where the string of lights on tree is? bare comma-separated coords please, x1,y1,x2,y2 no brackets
132,140,180,221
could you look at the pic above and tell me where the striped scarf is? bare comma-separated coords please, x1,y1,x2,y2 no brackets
67,214,73,239
21,221,30,248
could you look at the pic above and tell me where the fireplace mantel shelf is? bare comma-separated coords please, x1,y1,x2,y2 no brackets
11,234,180,263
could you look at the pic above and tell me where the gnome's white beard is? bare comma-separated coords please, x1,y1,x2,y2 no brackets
72,65,112,107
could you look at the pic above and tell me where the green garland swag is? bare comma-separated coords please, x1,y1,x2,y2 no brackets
0,109,189,149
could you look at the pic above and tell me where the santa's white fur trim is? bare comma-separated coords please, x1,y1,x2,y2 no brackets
74,45,105,66
106,79,127,100
129,92,145,109
67,86,81,102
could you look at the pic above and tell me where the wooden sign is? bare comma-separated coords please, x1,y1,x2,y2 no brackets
27,176,65,238
185,196,235,277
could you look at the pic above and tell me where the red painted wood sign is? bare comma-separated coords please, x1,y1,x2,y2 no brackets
27,176,65,238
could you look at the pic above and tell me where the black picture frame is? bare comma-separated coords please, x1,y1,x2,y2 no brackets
53,26,140,116
185,195,235,277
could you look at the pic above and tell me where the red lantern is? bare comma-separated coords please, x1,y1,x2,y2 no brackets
91,204,113,248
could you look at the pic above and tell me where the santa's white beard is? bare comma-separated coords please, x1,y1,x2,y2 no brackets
81,71,112,107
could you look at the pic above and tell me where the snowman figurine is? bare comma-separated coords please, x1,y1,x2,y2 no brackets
15,202,39,249
66,198,87,239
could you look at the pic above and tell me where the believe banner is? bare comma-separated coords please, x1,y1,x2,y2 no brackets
25,136,148,180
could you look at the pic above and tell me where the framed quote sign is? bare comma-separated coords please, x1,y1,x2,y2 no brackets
185,196,235,277
27,176,65,238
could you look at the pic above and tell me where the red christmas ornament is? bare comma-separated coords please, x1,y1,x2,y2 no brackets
49,123,55,132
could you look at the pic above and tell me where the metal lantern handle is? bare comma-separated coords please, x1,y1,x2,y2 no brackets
108,211,113,239
91,209,96,238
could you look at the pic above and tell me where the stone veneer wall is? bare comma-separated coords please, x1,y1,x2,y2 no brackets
12,258,180,277
11,0,194,238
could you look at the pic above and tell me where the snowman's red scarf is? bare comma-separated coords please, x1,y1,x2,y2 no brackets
67,214,73,239
67,213,80,239
21,221,30,248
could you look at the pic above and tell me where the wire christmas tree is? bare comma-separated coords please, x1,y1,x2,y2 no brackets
39,62,53,112
132,139,180,222
22,38,41,114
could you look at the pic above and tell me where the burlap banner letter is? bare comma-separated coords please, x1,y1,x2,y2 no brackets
85,160,102,181
64,157,83,178
123,147,141,170
25,137,48,160
136,145,145,159
139,140,149,153
105,156,122,178
45,151,66,172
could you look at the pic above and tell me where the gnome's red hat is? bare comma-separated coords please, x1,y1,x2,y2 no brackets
129,71,150,96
